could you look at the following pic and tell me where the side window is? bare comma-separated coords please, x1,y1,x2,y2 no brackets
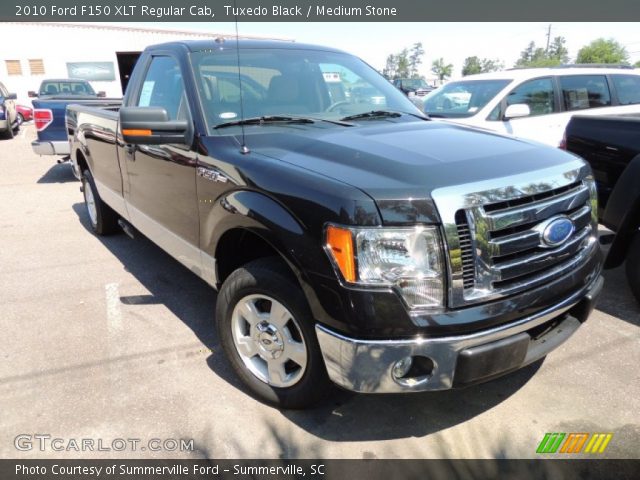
137,56,187,120
611,75,640,105
559,75,611,111
0,83,7,97
505,78,555,117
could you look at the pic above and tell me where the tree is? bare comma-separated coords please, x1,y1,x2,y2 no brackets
462,56,482,76
548,36,570,64
383,43,426,80
635,60,640,68
432,58,453,83
515,39,567,68
408,42,425,78
462,56,504,76
481,58,504,73
396,49,410,78
382,54,398,79
576,38,629,64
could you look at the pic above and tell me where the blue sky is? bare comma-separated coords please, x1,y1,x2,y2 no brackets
108,22,640,79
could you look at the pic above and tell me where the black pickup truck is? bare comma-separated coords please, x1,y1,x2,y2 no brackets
67,40,603,408
564,114,640,303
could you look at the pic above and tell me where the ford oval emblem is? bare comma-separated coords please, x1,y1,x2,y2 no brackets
537,216,575,248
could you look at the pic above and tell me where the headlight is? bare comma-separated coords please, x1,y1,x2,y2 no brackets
326,225,445,308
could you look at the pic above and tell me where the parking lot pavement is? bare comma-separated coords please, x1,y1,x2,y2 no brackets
0,125,639,460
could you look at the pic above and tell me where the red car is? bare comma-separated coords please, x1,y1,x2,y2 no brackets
16,105,33,125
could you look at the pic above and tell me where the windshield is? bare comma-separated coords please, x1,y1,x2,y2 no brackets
191,48,422,130
402,79,428,89
423,79,511,118
39,81,96,96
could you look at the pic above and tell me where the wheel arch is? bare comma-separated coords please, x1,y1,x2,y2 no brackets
206,190,327,310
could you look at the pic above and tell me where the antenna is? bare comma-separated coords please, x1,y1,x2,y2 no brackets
233,0,250,154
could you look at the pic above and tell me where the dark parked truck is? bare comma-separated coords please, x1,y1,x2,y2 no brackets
67,40,603,408
31,79,120,159
564,114,640,303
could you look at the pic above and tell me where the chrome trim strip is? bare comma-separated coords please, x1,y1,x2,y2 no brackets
484,185,589,232
493,226,591,281
315,274,603,393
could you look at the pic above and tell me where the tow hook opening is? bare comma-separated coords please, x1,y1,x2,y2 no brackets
392,355,435,386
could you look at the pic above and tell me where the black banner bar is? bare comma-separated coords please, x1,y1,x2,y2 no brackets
3,0,640,22
2,459,640,480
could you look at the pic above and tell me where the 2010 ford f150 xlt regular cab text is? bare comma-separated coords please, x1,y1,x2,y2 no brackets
67,40,603,408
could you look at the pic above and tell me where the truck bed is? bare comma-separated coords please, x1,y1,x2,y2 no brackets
66,104,121,181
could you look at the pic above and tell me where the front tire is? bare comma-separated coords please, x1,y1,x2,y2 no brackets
17,113,24,126
216,257,331,408
625,231,640,304
81,169,119,235
2,120,14,139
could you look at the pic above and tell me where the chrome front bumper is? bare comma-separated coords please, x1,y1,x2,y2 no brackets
31,140,70,156
316,274,603,393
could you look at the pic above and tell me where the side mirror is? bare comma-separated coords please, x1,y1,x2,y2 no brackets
28,91,38,98
97,91,106,98
120,106,189,145
504,103,531,120
7,93,17,100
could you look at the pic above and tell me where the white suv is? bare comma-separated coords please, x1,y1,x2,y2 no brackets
423,66,640,146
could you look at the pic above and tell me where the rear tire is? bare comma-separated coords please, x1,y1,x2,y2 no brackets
216,257,331,409
81,169,119,235
625,231,640,305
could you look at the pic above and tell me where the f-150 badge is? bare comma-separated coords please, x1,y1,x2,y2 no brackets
197,166,229,184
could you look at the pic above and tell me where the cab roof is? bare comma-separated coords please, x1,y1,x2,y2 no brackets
146,39,347,55
459,66,640,82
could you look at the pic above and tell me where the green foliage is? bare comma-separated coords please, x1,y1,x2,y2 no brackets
431,58,453,82
576,38,629,64
461,56,504,76
382,43,425,80
515,37,569,68
635,60,640,68
548,37,570,64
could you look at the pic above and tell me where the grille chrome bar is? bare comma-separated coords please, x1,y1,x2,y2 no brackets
431,159,598,308
485,185,590,232
493,226,591,282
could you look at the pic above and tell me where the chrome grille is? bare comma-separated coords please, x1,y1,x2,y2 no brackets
455,210,475,290
432,160,598,307
484,183,593,291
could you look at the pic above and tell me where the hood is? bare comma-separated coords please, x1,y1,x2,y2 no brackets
243,119,581,224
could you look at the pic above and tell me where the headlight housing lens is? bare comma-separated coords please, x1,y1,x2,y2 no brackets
326,225,445,308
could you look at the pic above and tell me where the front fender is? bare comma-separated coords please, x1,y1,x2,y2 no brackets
203,188,327,280
203,189,342,326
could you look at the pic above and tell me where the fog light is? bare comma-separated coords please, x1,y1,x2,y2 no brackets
392,356,413,379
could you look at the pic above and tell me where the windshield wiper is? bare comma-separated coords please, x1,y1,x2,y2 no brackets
214,115,315,129
340,110,403,121
339,110,429,122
